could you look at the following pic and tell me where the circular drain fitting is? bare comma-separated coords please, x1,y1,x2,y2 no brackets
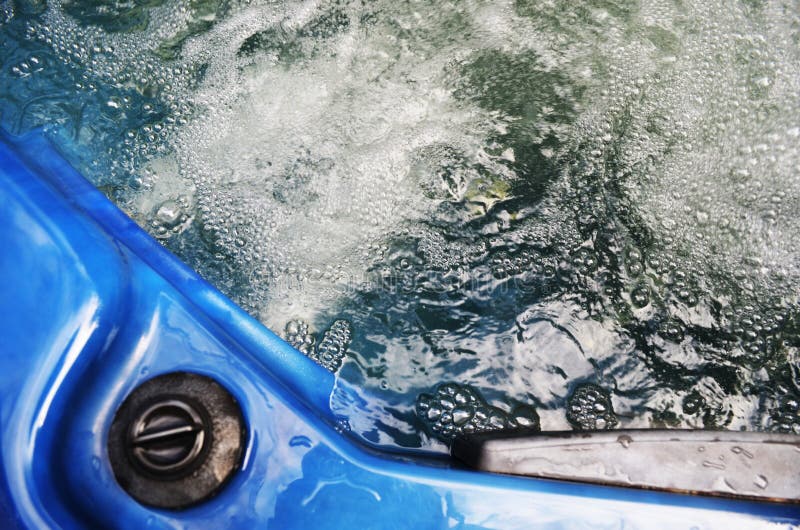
108,372,246,509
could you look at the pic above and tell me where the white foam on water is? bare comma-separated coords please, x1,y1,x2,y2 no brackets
160,1,520,329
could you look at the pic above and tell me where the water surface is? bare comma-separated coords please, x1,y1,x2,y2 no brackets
2,0,800,451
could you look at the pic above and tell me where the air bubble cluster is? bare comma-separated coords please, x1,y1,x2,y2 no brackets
284,319,315,356
311,319,352,373
769,396,800,434
284,319,352,373
150,197,191,238
566,384,619,431
416,383,540,442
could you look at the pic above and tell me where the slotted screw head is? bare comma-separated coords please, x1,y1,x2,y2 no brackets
108,372,245,509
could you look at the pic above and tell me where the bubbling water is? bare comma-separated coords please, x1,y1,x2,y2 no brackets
2,0,800,452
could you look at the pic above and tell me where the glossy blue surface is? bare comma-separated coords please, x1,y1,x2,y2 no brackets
0,128,798,529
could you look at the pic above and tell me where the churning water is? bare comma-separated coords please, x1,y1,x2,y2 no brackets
2,0,800,451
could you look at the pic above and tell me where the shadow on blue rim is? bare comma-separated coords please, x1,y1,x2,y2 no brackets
0,127,798,528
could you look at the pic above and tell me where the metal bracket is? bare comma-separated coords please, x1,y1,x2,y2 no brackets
452,429,800,503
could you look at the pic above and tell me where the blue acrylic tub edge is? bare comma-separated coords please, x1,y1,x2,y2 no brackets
1,127,798,528
0,128,339,418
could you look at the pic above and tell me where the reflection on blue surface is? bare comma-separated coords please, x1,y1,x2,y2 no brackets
271,445,446,529
0,128,798,528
